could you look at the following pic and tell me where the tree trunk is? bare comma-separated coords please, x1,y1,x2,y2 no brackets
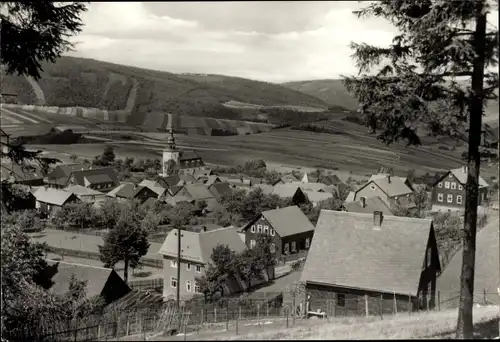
456,6,487,340
124,258,129,284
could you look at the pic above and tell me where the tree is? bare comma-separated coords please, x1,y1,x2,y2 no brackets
1,2,87,80
98,219,150,283
342,1,498,337
70,154,78,162
100,146,116,166
95,198,123,229
65,202,95,230
1,210,43,232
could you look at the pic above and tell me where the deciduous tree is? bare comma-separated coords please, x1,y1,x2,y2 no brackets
342,1,498,337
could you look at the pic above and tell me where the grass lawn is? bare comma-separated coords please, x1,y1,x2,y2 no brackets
210,306,499,340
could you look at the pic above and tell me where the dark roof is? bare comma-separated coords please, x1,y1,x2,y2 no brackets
257,206,315,237
47,163,91,185
108,183,154,199
44,260,125,298
205,175,221,187
179,174,197,184
301,210,433,296
208,182,233,200
168,185,184,196
162,175,181,187
69,167,118,187
318,174,343,186
437,218,499,306
139,179,167,197
345,196,394,216
183,184,216,201
179,150,202,161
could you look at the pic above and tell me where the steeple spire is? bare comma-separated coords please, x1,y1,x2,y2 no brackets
166,127,176,151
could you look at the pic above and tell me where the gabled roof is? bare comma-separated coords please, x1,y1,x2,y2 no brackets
33,187,79,206
303,190,333,203
318,174,343,186
47,163,91,185
437,217,499,305
44,260,127,298
204,175,221,187
158,227,247,264
166,194,195,206
83,173,113,185
107,183,153,199
139,179,167,197
67,167,118,187
162,175,181,187
345,196,394,216
179,150,202,161
272,184,302,199
183,183,216,201
344,191,356,204
448,167,489,188
193,169,212,179
280,173,300,183
301,210,433,296
65,185,104,197
168,185,184,196
258,205,315,238
253,184,275,195
290,182,328,192
208,182,233,200
179,174,197,184
358,176,413,198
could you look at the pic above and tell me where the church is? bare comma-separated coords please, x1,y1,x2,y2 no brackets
162,129,206,176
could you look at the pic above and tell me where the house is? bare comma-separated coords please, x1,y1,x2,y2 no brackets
64,184,106,204
193,168,213,180
431,166,489,213
369,172,415,192
33,187,80,217
241,206,315,262
208,182,233,201
162,129,205,176
274,173,301,185
271,184,309,205
158,227,248,299
344,196,394,216
0,162,44,186
197,175,221,187
289,181,327,193
318,174,344,187
348,174,415,211
299,172,319,184
139,179,168,199
303,190,334,206
106,183,158,204
437,218,499,307
174,183,219,211
43,260,131,305
47,164,118,192
300,210,441,316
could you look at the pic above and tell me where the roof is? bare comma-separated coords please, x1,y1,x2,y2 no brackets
179,174,197,184
83,173,113,185
70,167,118,187
44,260,118,298
179,150,202,161
303,190,333,203
318,174,343,186
300,210,433,296
253,184,275,195
139,179,167,197
208,182,233,200
33,187,78,206
168,185,184,196
47,163,91,185
260,206,315,237
64,185,104,197
183,184,216,201
359,176,413,198
344,191,356,204
272,184,302,199
449,167,489,188
281,173,300,183
194,169,212,179
107,183,150,199
166,194,194,206
345,196,394,216
437,217,499,305
158,227,247,264
162,175,181,187
204,175,221,187
289,182,327,192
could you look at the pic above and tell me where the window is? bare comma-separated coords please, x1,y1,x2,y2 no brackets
451,182,456,190
457,195,463,204
186,281,192,292
170,260,177,268
194,282,201,293
263,225,269,234
250,239,256,249
270,228,275,237
257,224,262,233
195,265,202,273
251,225,256,233
458,184,463,190
337,294,346,307
444,181,450,189
437,193,443,202
170,277,177,288
305,238,310,249
291,241,296,252
284,243,290,254
270,243,276,253
447,194,453,203
438,182,443,188
186,263,191,271
427,248,431,267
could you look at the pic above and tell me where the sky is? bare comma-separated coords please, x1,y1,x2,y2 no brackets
69,1,499,83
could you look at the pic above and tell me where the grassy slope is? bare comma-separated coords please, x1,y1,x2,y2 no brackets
2,57,327,122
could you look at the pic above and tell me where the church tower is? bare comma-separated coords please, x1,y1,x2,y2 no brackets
162,128,180,176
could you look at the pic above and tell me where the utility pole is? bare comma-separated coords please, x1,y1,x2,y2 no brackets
176,224,182,311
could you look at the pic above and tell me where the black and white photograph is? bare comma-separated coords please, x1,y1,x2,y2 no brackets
0,1,499,340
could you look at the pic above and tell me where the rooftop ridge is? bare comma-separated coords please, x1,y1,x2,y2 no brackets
320,209,433,224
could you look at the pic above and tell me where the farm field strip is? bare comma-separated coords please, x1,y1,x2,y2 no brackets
0,112,22,124
1,108,39,124
12,108,54,123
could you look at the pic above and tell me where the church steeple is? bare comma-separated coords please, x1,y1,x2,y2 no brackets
166,127,177,151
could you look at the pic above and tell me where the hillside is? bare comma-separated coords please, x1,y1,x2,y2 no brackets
284,79,500,123
1,56,328,122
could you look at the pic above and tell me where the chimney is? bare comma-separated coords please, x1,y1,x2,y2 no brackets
386,175,391,183
373,211,383,227
360,197,366,208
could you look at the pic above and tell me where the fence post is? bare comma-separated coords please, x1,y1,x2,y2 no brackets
379,294,383,320
393,292,397,315
257,304,260,326
214,306,217,323
239,306,242,321
236,310,239,335
226,307,229,331
408,294,412,316
364,294,369,317
437,291,441,311
266,303,269,317
97,324,101,340
126,316,130,336
201,308,204,325
286,306,289,328
483,288,487,306
426,294,429,313
333,296,337,317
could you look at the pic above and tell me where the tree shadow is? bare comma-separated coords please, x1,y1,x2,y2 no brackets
432,318,499,339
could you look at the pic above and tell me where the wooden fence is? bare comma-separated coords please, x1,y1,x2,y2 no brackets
128,278,163,291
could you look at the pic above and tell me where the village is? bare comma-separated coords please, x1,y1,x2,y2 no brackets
1,125,498,339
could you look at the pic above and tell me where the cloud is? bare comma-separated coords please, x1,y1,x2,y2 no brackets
69,2,497,83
